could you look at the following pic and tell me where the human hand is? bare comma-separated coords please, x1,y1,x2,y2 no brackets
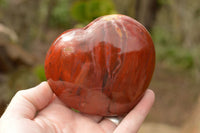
0,82,155,133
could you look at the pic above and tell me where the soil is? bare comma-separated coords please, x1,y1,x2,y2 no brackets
138,122,180,133
146,63,200,127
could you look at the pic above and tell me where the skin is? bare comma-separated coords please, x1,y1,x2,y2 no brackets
0,82,155,133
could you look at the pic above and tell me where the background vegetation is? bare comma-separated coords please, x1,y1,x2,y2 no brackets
0,0,200,131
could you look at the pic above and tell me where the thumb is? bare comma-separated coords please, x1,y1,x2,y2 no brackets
1,82,53,119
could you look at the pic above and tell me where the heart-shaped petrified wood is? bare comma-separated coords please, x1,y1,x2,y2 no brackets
45,14,155,116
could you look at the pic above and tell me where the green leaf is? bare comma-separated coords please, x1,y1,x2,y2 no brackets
33,64,46,82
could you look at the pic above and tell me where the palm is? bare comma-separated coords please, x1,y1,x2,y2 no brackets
32,97,107,133
8,97,111,133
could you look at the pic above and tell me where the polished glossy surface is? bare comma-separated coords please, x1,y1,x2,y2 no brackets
45,14,155,116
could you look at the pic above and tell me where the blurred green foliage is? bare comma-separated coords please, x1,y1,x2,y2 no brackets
49,0,72,28
0,0,7,18
70,0,117,25
71,108,80,113
152,26,195,70
33,65,46,82
0,0,7,8
8,67,40,92
49,0,117,27
157,0,171,5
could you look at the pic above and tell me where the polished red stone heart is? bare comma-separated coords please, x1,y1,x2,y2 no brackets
45,14,155,116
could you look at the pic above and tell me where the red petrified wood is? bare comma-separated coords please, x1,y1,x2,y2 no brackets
45,14,155,116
